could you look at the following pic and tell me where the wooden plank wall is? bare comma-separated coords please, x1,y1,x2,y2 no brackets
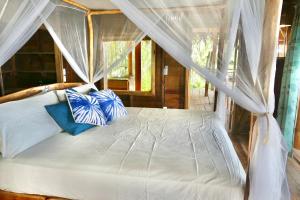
0,29,59,96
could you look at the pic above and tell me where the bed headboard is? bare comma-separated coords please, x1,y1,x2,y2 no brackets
0,82,83,104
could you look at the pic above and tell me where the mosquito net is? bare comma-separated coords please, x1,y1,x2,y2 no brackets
0,0,290,199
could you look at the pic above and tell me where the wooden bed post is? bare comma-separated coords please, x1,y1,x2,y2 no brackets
87,12,94,84
245,0,283,199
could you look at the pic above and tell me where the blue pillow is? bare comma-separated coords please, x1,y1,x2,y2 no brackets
89,89,127,122
65,89,107,126
45,102,94,136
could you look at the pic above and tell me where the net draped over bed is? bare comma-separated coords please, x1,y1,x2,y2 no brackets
0,0,290,199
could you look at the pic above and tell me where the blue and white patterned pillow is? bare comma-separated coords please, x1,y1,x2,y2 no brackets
65,89,107,126
89,89,127,122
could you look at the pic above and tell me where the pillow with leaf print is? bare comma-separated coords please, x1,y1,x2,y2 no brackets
65,89,107,126
89,89,127,122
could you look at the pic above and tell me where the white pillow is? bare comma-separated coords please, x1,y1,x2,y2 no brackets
55,83,98,102
0,91,62,158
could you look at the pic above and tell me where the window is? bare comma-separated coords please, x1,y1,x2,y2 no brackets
106,41,131,79
104,39,155,94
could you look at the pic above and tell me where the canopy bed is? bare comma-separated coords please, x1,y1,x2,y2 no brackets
0,0,290,200
0,84,245,200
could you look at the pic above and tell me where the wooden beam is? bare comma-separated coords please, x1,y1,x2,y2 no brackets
0,189,69,200
54,44,64,83
87,13,94,83
0,83,83,104
89,10,122,15
87,4,225,16
135,43,141,91
294,96,300,149
62,0,90,12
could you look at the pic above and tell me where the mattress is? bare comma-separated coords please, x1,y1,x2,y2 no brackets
0,107,245,200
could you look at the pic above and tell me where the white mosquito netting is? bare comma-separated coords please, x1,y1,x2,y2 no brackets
0,0,290,200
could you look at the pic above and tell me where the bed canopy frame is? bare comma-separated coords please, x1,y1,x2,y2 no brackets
0,0,289,199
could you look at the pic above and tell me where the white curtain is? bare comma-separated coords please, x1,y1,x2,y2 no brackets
43,2,89,83
0,0,55,67
0,0,290,198
110,0,290,199
92,13,145,82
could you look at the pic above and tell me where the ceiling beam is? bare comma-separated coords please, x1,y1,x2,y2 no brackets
63,0,90,12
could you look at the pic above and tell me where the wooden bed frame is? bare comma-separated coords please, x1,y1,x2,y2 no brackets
0,82,83,104
0,82,250,200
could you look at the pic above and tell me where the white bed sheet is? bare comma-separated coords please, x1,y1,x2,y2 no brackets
0,107,245,200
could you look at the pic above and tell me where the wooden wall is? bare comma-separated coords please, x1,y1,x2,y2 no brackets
0,28,59,96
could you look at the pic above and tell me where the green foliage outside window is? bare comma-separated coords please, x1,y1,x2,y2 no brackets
141,40,152,92
104,40,152,92
190,36,214,89
105,41,130,78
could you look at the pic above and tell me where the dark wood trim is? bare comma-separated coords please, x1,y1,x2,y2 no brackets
135,43,141,91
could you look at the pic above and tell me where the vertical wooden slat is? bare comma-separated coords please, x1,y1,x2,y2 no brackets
135,43,141,91
0,67,4,96
151,41,156,95
54,44,64,83
128,52,133,77
185,69,190,109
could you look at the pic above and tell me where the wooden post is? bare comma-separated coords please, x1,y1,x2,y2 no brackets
260,0,283,103
185,69,190,109
128,52,133,77
0,67,4,96
54,44,64,83
135,43,141,91
204,52,211,97
87,13,95,83
214,10,226,111
245,0,283,199
294,97,300,149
